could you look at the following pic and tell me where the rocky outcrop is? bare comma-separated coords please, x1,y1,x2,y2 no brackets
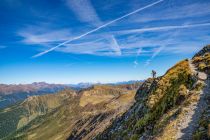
96,78,158,140
135,78,159,101
193,45,210,58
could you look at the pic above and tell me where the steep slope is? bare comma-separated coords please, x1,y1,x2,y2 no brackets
0,89,76,139
98,45,210,140
0,84,138,140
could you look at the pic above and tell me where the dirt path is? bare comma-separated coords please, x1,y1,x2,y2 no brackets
176,60,208,139
188,59,207,80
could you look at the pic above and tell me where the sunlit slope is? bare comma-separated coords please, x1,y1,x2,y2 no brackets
97,45,210,140
1,84,137,140
98,59,202,139
0,89,75,139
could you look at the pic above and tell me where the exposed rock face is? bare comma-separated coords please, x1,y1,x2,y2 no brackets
193,45,210,58
135,78,159,101
96,78,158,140
193,45,210,75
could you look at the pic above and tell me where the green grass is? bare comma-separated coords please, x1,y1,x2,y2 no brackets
0,106,27,139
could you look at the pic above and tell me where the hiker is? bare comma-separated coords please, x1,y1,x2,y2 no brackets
152,70,156,78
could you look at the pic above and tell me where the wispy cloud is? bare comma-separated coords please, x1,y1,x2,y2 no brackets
23,21,210,58
144,45,166,66
133,60,138,68
133,47,142,68
66,0,121,56
32,0,164,58
0,45,7,49
115,22,210,35
17,0,210,60
145,30,180,66
17,23,73,46
18,28,72,45
110,35,121,56
130,2,210,23
144,30,189,66
56,36,121,56
66,0,102,26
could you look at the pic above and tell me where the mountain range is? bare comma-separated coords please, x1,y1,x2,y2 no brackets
0,81,141,109
0,82,68,109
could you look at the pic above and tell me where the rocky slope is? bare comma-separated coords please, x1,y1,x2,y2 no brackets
97,45,210,140
0,84,138,140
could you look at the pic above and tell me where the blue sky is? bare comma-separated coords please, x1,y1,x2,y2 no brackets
0,0,210,84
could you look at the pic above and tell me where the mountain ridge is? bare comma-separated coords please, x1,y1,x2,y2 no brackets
97,45,210,140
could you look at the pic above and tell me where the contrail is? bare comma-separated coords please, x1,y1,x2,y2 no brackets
118,22,210,34
32,0,164,58
110,35,121,55
144,29,180,66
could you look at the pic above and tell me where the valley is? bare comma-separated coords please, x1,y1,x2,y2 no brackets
0,84,140,140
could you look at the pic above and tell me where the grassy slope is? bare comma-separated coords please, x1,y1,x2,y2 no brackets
1,85,137,140
0,89,75,139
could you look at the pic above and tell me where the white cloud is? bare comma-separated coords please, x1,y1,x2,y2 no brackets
32,0,164,58
18,28,72,45
109,35,121,56
143,31,181,66
145,59,151,66
137,48,142,56
21,21,209,58
17,0,209,60
130,2,210,23
66,0,102,26
66,0,121,56
46,23,209,57
115,23,210,35
56,36,121,56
